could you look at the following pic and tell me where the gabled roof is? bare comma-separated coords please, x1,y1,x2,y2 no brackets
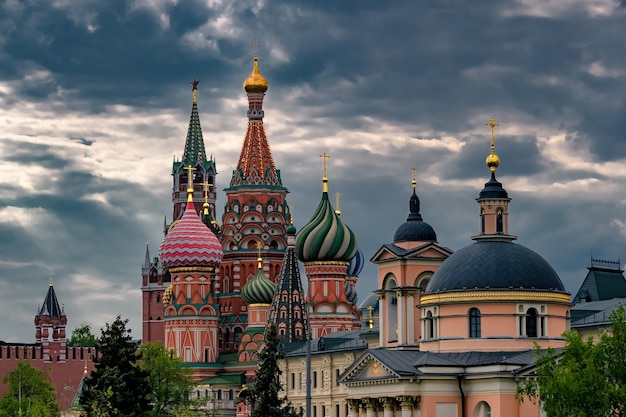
370,242,453,264
571,298,626,328
572,262,626,303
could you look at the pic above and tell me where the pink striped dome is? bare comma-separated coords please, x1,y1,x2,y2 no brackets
159,200,223,268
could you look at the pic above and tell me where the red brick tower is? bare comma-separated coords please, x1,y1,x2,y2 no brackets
218,46,291,352
34,281,67,361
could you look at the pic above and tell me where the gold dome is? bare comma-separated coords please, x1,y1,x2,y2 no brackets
243,57,268,93
486,153,500,172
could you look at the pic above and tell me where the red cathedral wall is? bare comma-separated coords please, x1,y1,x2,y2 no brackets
0,345,95,412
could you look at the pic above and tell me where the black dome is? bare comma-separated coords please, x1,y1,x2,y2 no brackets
425,240,565,293
394,221,437,243
479,173,508,199
393,190,437,243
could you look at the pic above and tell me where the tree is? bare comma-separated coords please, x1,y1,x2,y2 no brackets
0,362,59,417
245,323,301,417
517,306,626,417
80,316,151,416
67,322,97,347
137,342,196,417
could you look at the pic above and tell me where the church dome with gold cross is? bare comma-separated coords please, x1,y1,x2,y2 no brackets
243,53,268,94
241,257,276,305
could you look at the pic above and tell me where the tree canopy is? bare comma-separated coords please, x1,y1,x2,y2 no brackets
0,362,59,417
245,323,301,417
80,316,151,416
67,322,98,347
517,306,626,417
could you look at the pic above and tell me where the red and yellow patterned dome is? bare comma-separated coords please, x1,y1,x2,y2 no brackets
159,197,223,268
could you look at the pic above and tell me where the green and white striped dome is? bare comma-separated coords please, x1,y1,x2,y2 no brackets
241,260,276,305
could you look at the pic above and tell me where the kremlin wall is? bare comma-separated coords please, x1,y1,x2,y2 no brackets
3,52,626,417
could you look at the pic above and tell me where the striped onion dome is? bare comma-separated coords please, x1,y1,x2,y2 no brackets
242,260,276,305
347,248,364,277
159,198,223,268
345,282,358,305
295,190,358,262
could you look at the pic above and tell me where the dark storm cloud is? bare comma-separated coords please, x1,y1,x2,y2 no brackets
2,139,70,170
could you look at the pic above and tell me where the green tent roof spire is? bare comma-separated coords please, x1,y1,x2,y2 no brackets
182,76,208,167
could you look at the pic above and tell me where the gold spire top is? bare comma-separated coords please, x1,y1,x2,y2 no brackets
335,192,342,215
49,278,53,286
202,181,212,214
191,76,199,104
367,305,374,329
256,241,263,268
485,117,500,173
320,152,330,193
185,165,196,201
243,39,268,93
411,166,417,189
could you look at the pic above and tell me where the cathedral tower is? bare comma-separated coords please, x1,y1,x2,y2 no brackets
218,45,291,352
34,281,67,361
295,154,360,338
142,79,216,343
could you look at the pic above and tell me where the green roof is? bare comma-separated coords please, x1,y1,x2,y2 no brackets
199,372,246,386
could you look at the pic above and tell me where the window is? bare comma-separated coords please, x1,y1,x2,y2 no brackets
469,308,481,338
473,401,492,417
290,372,295,389
496,208,503,234
313,371,318,388
480,208,485,233
425,311,435,339
526,308,538,337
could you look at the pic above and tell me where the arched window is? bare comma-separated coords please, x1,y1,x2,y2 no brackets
526,308,538,337
496,208,503,234
384,275,398,342
473,401,491,417
480,208,485,234
469,308,481,338
425,311,434,339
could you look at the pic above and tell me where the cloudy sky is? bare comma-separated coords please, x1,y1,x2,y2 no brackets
1,0,626,342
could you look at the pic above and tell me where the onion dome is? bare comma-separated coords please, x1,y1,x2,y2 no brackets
286,221,297,235
159,192,223,268
242,258,277,305
295,170,358,263
243,56,268,94
425,240,566,293
345,282,358,304
347,248,364,277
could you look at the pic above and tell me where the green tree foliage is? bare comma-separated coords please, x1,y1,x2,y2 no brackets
137,342,196,416
517,306,626,417
246,323,301,417
0,362,59,417
80,316,151,416
67,322,98,347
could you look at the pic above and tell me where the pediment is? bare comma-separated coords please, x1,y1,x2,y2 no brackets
340,352,399,384
371,243,452,264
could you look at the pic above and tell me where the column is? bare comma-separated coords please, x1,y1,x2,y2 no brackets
378,294,385,347
407,293,415,344
396,290,405,345
383,397,397,417
366,398,379,417
347,399,359,417
398,396,413,417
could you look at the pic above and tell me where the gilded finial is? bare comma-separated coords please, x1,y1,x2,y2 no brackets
411,166,417,189
320,152,331,193
202,181,212,214
335,192,342,215
184,165,196,201
49,278,53,286
485,117,500,173
191,76,199,104
256,241,263,268
243,39,268,93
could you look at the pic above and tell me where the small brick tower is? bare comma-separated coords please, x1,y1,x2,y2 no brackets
34,281,67,361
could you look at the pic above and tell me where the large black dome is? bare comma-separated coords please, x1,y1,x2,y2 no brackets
393,190,437,243
425,240,565,293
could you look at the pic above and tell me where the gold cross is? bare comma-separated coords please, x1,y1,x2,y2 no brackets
411,166,417,189
202,181,213,204
335,192,342,210
184,165,196,190
252,38,260,59
367,306,374,329
486,117,499,151
320,152,330,178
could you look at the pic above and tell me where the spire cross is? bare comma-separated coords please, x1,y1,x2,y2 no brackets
320,152,331,179
367,305,374,328
252,38,260,60
202,181,213,204
184,165,196,191
486,117,499,154
411,166,417,189
256,241,263,267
